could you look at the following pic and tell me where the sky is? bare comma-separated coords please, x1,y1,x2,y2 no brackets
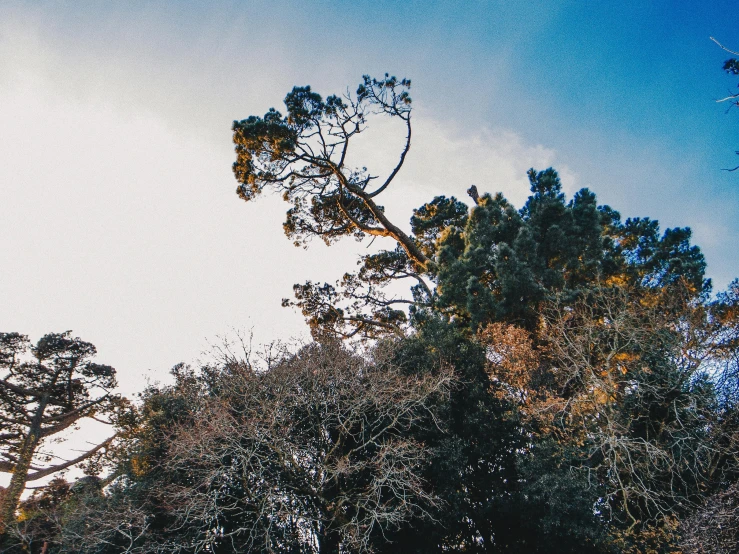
1,0,738,402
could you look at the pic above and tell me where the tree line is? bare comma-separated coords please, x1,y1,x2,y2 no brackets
1,74,737,553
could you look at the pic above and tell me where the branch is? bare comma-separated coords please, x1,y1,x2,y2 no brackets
334,197,391,237
711,36,739,57
0,457,44,473
41,395,111,424
368,116,412,198
402,270,434,301
39,414,85,438
0,377,43,398
25,434,116,481
345,316,404,336
332,165,429,267
716,93,739,104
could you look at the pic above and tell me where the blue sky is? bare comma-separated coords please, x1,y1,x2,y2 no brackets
1,1,738,392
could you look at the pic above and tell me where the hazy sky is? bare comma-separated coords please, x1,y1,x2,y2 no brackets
2,0,738,396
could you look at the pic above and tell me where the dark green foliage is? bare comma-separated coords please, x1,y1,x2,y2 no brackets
427,168,710,335
725,58,739,75
614,218,708,292
410,196,469,259
375,320,610,553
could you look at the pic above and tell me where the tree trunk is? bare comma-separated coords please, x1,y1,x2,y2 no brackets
317,524,341,554
0,396,47,533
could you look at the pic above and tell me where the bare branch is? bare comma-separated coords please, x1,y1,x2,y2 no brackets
711,36,739,57
25,435,116,481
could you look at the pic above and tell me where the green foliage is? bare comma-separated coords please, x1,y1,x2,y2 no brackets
374,320,610,553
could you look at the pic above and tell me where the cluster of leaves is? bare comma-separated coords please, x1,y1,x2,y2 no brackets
3,75,738,553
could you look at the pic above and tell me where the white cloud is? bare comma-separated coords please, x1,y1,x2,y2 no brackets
341,108,578,230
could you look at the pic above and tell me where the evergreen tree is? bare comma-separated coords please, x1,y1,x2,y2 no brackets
0,332,119,538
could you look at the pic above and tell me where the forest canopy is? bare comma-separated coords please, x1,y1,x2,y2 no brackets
1,74,738,554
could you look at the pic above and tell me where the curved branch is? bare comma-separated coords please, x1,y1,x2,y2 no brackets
41,395,111,424
25,434,116,482
335,197,391,237
0,377,43,399
716,93,739,104
345,316,404,336
368,116,411,198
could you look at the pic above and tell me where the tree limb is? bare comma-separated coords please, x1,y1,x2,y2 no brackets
25,434,116,482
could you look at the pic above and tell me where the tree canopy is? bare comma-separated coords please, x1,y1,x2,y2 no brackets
226,74,738,552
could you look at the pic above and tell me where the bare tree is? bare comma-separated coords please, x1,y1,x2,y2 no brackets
0,476,150,554
58,483,151,554
152,341,451,553
539,285,736,531
678,280,739,552
680,481,739,553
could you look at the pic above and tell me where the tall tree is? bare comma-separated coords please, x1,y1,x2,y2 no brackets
232,74,435,338
232,74,425,266
0,332,119,533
